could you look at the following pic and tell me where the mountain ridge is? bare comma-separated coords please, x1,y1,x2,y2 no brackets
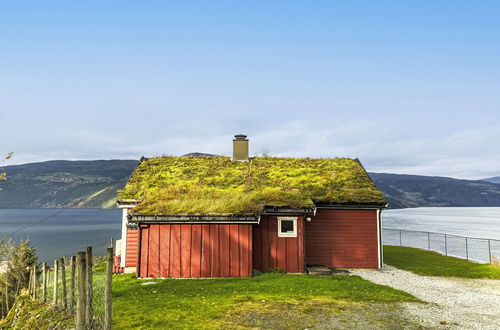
1,159,500,209
482,176,500,184
0,160,138,208
369,172,500,208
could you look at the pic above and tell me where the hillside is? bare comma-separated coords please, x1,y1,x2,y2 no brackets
483,176,500,184
0,160,138,208
1,159,500,209
0,294,74,329
369,172,500,208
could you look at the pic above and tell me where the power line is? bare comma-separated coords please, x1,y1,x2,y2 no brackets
7,208,69,235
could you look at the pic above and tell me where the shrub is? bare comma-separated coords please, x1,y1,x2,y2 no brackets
0,239,38,317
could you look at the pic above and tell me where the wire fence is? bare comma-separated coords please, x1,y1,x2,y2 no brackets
383,228,500,264
28,246,113,330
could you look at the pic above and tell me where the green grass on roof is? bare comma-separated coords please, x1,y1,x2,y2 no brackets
118,156,385,214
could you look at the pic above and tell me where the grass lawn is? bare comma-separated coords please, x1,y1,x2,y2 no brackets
112,273,417,329
384,245,500,279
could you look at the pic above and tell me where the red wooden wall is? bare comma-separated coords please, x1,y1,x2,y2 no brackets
125,228,139,267
138,223,253,278
305,209,379,268
252,216,305,273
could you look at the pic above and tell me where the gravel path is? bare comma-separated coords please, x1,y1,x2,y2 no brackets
351,265,500,329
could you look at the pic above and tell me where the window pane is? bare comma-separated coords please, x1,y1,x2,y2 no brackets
281,220,294,233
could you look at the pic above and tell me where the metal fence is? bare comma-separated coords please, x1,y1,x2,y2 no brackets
383,228,500,264
28,246,113,330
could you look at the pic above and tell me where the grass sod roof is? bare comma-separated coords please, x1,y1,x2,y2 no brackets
118,156,386,215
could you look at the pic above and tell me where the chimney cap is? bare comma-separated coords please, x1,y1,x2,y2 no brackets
234,134,248,140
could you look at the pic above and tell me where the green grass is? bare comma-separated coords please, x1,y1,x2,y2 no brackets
112,273,416,329
118,156,385,214
384,245,500,279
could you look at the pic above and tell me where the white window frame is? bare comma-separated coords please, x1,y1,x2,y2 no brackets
278,217,298,238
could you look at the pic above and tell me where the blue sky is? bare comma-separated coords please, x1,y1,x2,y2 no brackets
1,1,499,179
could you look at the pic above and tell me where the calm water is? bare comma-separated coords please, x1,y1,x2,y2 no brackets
1,207,499,263
383,207,500,263
383,207,500,240
0,209,121,262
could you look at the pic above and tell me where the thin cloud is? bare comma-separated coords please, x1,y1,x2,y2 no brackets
4,119,499,180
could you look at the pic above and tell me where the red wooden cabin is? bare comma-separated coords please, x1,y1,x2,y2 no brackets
116,135,386,277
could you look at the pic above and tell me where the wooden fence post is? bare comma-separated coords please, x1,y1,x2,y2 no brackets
28,267,32,297
33,266,38,299
70,256,76,313
488,239,492,264
45,268,49,300
76,252,87,330
53,259,59,306
465,238,469,260
30,267,33,298
104,247,113,330
42,263,47,302
60,257,67,309
86,246,93,327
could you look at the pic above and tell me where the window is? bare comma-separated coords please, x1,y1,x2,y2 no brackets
278,217,297,237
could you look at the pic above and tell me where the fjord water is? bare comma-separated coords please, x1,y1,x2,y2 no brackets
383,207,500,263
1,207,499,263
383,207,500,240
0,209,121,262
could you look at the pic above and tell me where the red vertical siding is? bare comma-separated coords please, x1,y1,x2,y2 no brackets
139,225,149,277
190,225,202,278
170,225,181,277
138,223,253,278
210,225,220,277
261,219,270,270
149,225,160,277
219,225,230,277
305,209,379,268
125,228,139,267
252,216,305,273
159,225,171,277
268,219,277,269
286,233,298,271
180,225,192,277
239,225,251,277
297,219,305,272
276,233,286,270
252,224,262,270
201,225,211,277
229,225,240,276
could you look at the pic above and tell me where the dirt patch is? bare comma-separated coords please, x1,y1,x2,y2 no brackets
226,300,423,329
